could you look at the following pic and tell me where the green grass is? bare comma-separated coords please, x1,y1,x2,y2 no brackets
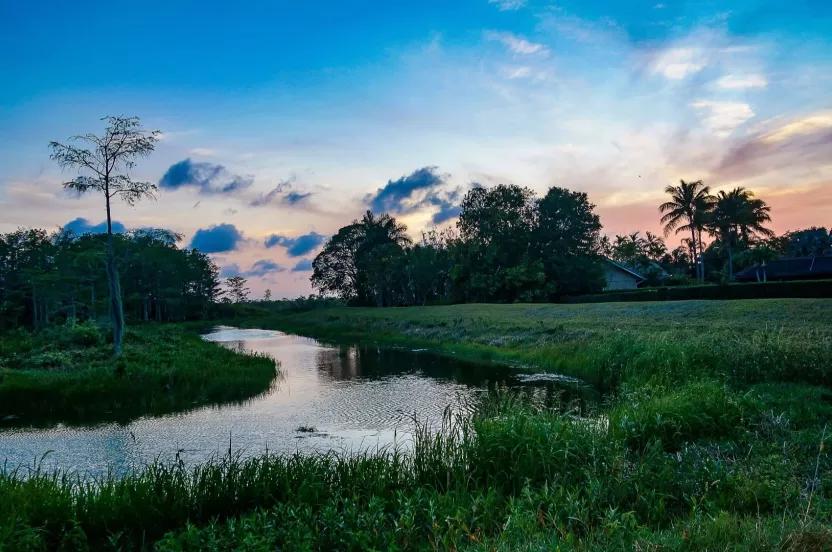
2,299,832,550
0,323,278,426
250,299,832,390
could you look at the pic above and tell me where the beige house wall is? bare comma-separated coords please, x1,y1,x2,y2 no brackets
603,263,640,290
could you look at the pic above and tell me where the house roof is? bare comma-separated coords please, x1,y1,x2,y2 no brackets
602,257,647,281
735,256,832,281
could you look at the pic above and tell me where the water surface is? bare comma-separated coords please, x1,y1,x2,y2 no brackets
1,327,591,476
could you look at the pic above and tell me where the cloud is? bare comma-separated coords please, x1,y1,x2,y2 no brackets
651,47,707,80
715,112,832,179
219,263,241,278
716,75,768,89
431,202,462,224
63,218,126,235
264,231,326,257
189,148,219,156
488,0,525,10
760,112,832,144
291,259,314,273
250,178,314,207
691,100,754,138
159,159,253,195
484,31,548,55
220,260,286,278
366,166,446,213
189,223,244,253
365,167,468,223
242,260,286,277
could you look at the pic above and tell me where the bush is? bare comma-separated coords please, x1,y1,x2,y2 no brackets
567,279,832,304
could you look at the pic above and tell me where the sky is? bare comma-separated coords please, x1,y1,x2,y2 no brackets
1,0,831,298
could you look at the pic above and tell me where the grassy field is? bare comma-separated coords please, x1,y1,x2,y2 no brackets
2,299,832,550
256,299,832,390
0,323,278,426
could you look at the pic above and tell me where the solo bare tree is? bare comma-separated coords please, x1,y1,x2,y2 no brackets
49,116,161,357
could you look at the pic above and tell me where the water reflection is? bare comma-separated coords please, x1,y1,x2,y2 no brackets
1,327,595,476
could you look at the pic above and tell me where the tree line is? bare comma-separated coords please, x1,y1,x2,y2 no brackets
311,180,829,306
0,228,222,331
311,185,607,306
4,114,829,353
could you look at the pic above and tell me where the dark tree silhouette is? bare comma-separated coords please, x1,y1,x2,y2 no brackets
49,116,161,357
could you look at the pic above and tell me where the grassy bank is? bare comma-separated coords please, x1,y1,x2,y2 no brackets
2,389,830,550
2,300,832,550
255,299,832,390
0,323,278,426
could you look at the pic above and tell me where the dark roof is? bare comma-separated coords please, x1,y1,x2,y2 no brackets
602,257,646,281
735,257,832,281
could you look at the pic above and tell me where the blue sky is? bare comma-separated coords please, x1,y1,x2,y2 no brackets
2,0,831,297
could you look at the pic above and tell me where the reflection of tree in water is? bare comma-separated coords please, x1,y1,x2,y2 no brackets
314,347,518,384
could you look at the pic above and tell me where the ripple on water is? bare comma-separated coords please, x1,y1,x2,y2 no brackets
1,327,592,476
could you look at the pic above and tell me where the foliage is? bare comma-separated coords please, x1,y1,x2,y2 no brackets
660,179,714,282
566,280,832,303
225,275,250,303
313,185,608,306
0,324,277,426
49,116,162,357
2,300,831,549
0,228,223,331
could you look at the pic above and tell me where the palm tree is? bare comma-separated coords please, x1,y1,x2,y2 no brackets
710,190,741,280
643,231,667,262
709,188,773,280
659,180,714,281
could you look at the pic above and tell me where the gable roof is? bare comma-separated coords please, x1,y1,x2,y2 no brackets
735,257,832,281
602,257,647,281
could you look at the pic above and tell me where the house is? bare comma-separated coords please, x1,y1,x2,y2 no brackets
735,257,832,282
602,258,646,290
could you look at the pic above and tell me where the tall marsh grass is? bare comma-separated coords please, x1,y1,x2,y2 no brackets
0,324,278,426
2,384,830,550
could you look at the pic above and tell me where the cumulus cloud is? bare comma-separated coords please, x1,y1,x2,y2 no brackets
431,202,463,225
250,178,314,207
691,100,754,138
484,31,548,55
264,231,326,257
189,223,244,253
365,167,467,223
220,260,286,278
159,159,253,195
366,167,446,213
291,259,314,272
488,0,525,10
63,218,126,235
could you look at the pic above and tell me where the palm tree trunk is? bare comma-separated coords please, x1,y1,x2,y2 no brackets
689,228,699,281
727,236,734,280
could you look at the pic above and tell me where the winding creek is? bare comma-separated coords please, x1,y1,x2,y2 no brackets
1,326,593,476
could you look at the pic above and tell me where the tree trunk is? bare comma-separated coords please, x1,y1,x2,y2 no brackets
66,298,76,327
689,228,700,281
727,237,734,280
89,281,96,320
105,247,125,357
698,229,705,281
105,192,125,358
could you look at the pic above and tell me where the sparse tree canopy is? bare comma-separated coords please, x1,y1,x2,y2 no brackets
49,116,161,357
226,276,250,304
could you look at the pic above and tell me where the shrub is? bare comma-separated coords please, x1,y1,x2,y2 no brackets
567,279,832,304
